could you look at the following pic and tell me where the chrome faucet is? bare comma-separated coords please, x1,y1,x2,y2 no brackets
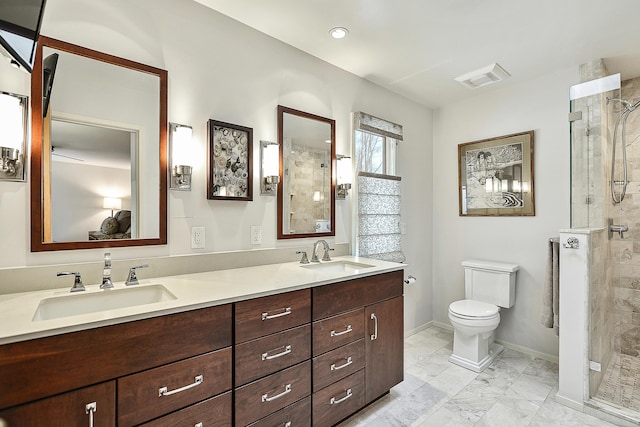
311,240,333,262
57,271,85,292
100,252,114,289
608,218,629,239
125,264,149,286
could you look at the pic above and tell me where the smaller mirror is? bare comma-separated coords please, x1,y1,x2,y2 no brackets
277,105,335,239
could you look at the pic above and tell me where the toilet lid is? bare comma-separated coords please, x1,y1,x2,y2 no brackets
449,299,499,318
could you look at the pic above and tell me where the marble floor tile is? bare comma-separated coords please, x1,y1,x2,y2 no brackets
337,324,635,427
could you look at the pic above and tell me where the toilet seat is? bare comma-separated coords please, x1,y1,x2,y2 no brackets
449,299,499,320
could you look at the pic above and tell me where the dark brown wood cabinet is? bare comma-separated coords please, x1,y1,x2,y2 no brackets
0,269,403,427
0,381,116,427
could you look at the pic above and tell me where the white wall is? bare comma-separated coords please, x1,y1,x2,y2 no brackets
0,0,433,333
432,67,577,357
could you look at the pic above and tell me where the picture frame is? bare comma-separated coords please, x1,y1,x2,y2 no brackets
458,130,535,216
207,119,253,201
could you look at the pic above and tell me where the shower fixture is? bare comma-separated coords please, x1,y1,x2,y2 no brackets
607,97,640,203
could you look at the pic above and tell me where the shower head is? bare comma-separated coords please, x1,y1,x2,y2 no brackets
607,97,632,109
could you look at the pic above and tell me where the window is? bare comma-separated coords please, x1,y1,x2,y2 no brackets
354,130,398,175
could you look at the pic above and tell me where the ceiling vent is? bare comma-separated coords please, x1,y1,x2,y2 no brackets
455,63,511,89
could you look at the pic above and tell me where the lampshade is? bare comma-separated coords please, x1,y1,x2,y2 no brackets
171,124,193,167
103,197,122,210
0,93,24,151
337,156,353,185
262,142,279,177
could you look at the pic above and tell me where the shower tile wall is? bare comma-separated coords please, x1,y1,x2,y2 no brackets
613,76,640,358
287,143,331,234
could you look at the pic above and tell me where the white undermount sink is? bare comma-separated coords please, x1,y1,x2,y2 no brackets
32,284,177,321
300,260,375,274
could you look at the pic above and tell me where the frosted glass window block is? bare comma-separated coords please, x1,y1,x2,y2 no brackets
358,176,401,195
364,251,406,263
359,234,402,255
359,215,400,235
358,194,401,215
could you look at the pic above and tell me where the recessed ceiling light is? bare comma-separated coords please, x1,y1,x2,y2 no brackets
329,27,349,39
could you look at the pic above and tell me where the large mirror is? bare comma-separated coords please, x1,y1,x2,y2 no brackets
30,36,167,251
277,105,335,239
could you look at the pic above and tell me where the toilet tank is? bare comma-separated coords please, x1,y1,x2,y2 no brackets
462,260,519,308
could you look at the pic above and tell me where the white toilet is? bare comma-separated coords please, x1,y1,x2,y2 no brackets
448,260,519,372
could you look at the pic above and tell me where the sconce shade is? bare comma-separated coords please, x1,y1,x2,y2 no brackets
337,156,353,185
0,93,24,151
170,123,193,190
171,124,193,167
103,197,122,210
262,142,279,177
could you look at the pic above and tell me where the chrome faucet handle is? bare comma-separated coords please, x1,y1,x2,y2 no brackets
322,247,334,262
296,251,309,264
57,271,85,292
100,252,114,289
125,264,149,286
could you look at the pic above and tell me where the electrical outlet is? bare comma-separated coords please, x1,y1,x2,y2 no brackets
191,226,205,249
250,225,262,245
400,221,407,235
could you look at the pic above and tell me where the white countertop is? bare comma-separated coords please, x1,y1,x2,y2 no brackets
0,256,405,345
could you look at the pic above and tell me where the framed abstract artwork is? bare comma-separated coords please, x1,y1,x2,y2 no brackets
207,119,253,201
458,130,535,216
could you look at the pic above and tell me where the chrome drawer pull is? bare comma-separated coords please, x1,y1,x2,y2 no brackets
330,325,352,337
262,383,292,402
330,356,353,371
370,313,378,341
330,388,353,405
159,375,203,397
195,423,203,427
85,402,96,427
262,344,292,361
284,422,292,427
262,307,292,320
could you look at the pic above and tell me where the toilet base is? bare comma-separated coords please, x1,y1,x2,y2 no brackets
449,343,504,372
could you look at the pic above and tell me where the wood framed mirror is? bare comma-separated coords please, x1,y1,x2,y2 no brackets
30,36,167,251
277,105,335,239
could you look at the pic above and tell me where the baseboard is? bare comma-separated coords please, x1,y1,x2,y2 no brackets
555,393,584,412
495,339,559,363
431,320,453,331
405,321,435,337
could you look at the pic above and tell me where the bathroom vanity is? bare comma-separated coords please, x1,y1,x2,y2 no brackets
0,258,404,426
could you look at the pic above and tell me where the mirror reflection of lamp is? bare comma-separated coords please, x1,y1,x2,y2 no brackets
170,123,193,190
260,140,280,196
0,92,27,180
103,197,122,217
336,155,352,199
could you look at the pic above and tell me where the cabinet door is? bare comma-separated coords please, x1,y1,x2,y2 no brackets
0,381,115,427
365,296,404,404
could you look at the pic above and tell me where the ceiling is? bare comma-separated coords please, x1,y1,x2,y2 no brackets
195,0,640,109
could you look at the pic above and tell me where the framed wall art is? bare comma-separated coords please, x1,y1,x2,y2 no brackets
207,119,253,201
458,130,535,216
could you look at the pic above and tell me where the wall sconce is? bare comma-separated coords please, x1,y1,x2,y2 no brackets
260,140,280,196
103,197,122,217
336,155,352,199
0,91,28,182
169,123,193,191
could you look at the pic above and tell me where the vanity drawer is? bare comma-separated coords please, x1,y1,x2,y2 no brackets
312,308,364,356
312,270,403,320
313,339,365,392
247,396,311,427
236,324,311,385
118,348,232,426
235,289,311,343
235,360,311,427
139,391,232,427
312,369,365,427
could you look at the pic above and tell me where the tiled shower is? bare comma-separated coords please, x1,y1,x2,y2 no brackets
572,60,640,418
